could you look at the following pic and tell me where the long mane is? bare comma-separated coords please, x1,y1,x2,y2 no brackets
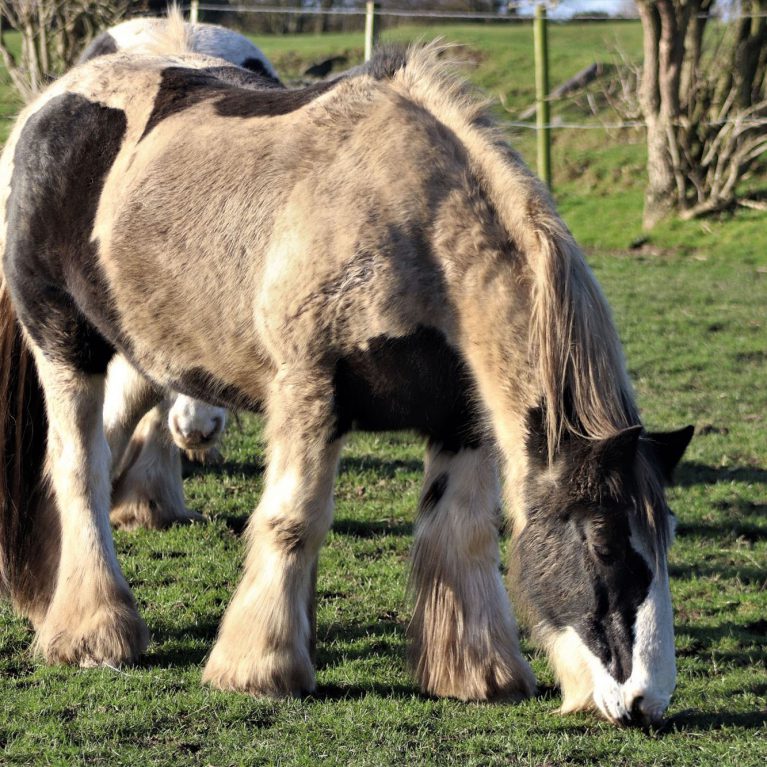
382,43,666,548
140,5,191,57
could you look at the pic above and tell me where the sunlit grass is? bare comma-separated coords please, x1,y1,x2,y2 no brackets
0,21,765,767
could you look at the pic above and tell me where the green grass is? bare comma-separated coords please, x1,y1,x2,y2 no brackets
1,21,766,767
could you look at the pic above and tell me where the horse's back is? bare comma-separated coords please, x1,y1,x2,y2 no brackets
1,50,504,420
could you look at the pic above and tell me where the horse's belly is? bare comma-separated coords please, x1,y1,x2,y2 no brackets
332,326,481,449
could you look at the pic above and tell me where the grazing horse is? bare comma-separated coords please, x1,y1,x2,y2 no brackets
78,13,280,83
0,35,692,725
104,355,228,531
81,13,278,530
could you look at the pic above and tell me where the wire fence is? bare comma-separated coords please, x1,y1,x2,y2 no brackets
181,3,767,132
187,2,767,22
1,2,764,188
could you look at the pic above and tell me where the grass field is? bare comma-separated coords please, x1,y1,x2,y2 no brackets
0,20,766,767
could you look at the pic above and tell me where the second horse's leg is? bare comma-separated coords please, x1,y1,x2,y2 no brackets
110,399,204,530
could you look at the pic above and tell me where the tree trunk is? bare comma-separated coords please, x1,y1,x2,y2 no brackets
635,0,767,226
637,0,707,227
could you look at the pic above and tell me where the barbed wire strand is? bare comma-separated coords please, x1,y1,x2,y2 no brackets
189,5,767,22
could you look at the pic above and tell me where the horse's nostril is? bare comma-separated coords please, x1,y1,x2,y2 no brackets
630,695,645,718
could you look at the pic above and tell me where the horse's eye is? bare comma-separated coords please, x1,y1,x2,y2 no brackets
587,525,615,563
591,542,615,564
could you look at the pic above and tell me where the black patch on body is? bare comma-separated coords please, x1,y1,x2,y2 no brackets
332,327,482,450
4,94,129,373
77,32,118,63
420,473,448,513
142,66,337,138
200,65,284,91
240,58,282,86
514,409,656,683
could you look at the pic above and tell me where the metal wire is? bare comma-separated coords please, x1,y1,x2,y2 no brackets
187,4,767,22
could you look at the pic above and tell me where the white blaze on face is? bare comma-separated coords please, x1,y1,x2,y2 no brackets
167,394,228,450
619,524,676,723
549,521,676,725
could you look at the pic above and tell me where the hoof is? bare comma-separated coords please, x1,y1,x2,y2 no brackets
416,650,536,702
111,495,205,531
202,643,314,698
36,594,148,667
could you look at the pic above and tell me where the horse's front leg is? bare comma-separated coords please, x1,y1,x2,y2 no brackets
33,353,148,666
203,369,341,696
408,440,535,700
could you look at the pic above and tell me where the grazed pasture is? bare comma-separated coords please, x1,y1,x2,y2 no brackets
0,22,765,767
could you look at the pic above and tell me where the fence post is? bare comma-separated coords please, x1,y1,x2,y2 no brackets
190,0,199,25
364,2,380,62
534,4,552,191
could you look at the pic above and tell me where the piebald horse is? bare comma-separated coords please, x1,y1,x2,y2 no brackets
0,34,692,725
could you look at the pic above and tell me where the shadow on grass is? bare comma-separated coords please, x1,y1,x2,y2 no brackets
340,455,423,478
669,562,766,584
308,681,416,701
332,517,412,538
676,519,767,543
184,455,423,482
182,458,265,480
210,513,413,538
662,701,767,733
675,461,767,487
319,619,405,665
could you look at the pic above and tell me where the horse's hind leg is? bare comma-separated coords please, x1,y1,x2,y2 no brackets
409,441,535,701
111,399,204,530
203,367,342,696
32,352,148,666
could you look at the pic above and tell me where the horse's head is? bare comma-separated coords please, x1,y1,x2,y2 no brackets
167,394,228,452
510,411,693,725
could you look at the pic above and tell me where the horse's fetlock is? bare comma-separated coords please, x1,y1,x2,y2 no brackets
37,588,148,667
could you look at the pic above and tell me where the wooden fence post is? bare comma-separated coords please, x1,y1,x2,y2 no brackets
364,2,380,62
190,0,199,25
534,4,552,191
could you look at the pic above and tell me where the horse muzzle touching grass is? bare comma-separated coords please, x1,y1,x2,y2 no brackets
0,25,693,724
509,421,693,725
168,394,228,453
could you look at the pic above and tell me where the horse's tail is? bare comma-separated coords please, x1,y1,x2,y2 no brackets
0,277,56,622
391,44,637,455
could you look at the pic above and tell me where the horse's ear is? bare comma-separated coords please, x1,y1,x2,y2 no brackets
643,425,694,483
593,425,643,476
